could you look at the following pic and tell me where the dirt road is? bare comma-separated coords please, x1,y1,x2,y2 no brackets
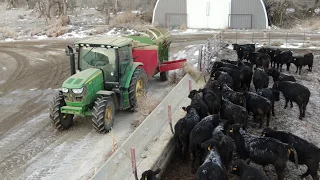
0,34,212,180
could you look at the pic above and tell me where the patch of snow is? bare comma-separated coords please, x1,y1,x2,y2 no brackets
132,11,141,14
227,44,234,50
2,67,7,70
30,88,37,91
0,80,5,85
5,38,14,42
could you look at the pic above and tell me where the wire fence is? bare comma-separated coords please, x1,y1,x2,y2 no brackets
222,30,320,48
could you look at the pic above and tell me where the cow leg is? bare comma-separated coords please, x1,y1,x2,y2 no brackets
284,97,289,109
274,162,286,180
181,141,188,161
299,67,302,75
302,160,320,180
266,111,271,127
298,104,303,120
290,100,293,108
296,66,299,73
286,63,290,71
258,116,263,128
190,151,196,173
272,102,275,116
302,102,307,117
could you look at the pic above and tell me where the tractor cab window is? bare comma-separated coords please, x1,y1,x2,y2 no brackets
79,46,118,82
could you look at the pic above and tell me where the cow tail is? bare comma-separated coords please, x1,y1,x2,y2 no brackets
288,145,298,168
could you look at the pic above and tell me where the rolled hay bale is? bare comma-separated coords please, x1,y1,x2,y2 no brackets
183,62,208,85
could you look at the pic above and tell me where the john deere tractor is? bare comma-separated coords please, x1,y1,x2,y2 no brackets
49,27,186,133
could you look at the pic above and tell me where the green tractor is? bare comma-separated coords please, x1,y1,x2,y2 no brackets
49,27,186,133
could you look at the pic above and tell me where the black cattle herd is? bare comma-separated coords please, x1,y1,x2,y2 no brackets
140,43,319,180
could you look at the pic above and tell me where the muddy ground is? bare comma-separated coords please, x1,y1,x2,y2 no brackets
161,46,320,180
0,34,212,180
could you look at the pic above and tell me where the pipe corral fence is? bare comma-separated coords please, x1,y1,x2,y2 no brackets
223,30,320,48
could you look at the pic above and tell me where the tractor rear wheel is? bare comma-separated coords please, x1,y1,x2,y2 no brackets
129,67,148,110
160,72,168,81
92,96,115,133
49,92,74,130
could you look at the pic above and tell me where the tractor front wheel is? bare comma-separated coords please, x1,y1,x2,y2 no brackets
49,92,74,130
129,67,148,110
92,96,115,133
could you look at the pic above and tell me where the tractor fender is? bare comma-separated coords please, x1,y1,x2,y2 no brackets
124,62,143,89
96,90,119,109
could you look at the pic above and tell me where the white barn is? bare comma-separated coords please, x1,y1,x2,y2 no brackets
152,0,268,29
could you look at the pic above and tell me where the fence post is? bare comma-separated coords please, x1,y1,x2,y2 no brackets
189,79,192,92
198,45,203,71
252,31,254,43
236,31,238,43
131,147,138,180
303,31,305,47
286,32,288,48
268,32,271,46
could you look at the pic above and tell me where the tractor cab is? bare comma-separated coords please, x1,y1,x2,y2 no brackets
74,37,135,91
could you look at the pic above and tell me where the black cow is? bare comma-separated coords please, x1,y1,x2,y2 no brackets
220,84,246,107
212,67,242,91
198,88,221,115
272,81,310,119
140,169,161,180
275,50,293,72
211,71,234,90
257,88,280,116
195,146,227,180
291,53,314,74
201,125,235,169
234,44,255,60
256,53,271,72
188,90,210,119
221,59,238,65
243,91,272,128
212,61,239,70
238,61,253,90
220,99,248,127
174,106,201,160
228,124,298,180
189,115,220,173
231,159,269,180
253,68,269,92
244,52,260,65
267,67,296,82
262,128,320,180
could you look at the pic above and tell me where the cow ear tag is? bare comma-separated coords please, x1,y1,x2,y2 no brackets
233,167,237,171
207,146,211,151
229,128,233,133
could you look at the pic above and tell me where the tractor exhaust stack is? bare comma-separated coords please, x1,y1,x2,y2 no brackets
66,45,76,76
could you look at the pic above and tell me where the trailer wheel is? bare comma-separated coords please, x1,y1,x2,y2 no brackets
49,92,74,130
129,67,147,110
160,72,168,81
92,96,115,133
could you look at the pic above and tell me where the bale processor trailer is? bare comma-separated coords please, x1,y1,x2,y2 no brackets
49,27,186,133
